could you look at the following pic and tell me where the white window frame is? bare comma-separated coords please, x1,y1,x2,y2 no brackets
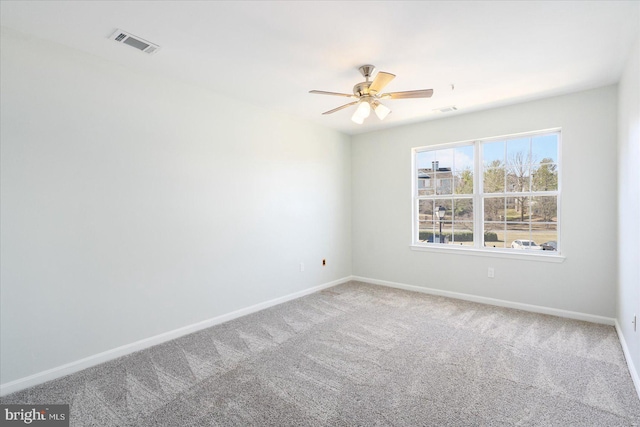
411,129,564,262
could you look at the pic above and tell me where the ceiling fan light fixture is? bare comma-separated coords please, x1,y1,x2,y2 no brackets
356,100,371,118
351,100,371,124
351,113,365,124
373,101,391,120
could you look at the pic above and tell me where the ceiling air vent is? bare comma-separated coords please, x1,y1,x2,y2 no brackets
109,29,160,55
434,106,458,113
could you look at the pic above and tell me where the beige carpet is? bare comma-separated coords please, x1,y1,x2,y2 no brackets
2,281,640,426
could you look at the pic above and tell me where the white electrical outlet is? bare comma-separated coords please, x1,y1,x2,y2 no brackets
300,262,305,272
488,267,495,278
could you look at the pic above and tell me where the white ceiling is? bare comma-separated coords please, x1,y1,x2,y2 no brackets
1,1,638,135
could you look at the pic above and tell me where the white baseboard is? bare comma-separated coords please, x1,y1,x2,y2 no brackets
351,276,616,326
0,276,351,397
615,320,640,401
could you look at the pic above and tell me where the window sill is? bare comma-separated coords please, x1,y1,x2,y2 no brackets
410,244,566,263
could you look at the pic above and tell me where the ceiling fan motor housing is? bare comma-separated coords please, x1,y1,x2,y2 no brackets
353,81,373,97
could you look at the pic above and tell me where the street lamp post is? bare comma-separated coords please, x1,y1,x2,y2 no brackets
435,206,446,244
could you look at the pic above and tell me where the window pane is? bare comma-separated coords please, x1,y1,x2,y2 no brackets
453,198,473,221
484,167,505,193
434,199,452,212
454,145,474,171
417,175,435,195
531,196,557,223
483,141,504,167
417,151,436,196
506,136,531,193
506,196,531,222
426,149,453,195
433,199,452,220
452,222,474,246
506,223,532,249
418,199,434,220
433,220,452,244
506,137,531,163
453,145,474,194
418,174,436,196
435,172,453,195
434,148,453,171
418,221,436,242
416,150,436,170
507,164,531,192
532,134,558,164
484,222,505,248
454,170,473,194
532,163,558,191
432,199,452,243
532,223,557,251
484,197,505,221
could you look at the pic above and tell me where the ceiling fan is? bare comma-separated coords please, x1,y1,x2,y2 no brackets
309,64,433,124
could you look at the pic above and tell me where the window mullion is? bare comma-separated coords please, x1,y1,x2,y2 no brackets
474,141,482,248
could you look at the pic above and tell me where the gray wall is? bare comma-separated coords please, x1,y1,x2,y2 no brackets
617,36,640,383
351,86,618,317
0,28,352,384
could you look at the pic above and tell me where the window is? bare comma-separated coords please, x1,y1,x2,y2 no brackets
413,130,560,255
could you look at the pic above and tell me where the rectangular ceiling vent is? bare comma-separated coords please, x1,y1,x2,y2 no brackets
434,106,458,113
109,29,160,55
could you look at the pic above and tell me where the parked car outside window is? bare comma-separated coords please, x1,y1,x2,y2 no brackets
540,241,557,251
511,240,542,250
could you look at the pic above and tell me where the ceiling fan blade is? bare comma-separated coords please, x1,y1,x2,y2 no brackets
368,72,396,94
309,90,356,98
381,89,434,99
322,101,359,115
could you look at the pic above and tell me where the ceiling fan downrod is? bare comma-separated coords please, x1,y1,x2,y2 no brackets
358,64,375,81
353,64,375,97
